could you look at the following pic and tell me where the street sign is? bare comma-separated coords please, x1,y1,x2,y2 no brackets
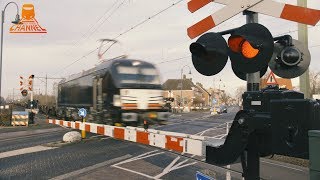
266,72,278,85
212,99,217,105
78,108,87,118
196,171,214,180
187,0,320,39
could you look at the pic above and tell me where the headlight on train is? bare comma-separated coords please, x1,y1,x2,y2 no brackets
113,95,121,107
148,112,157,119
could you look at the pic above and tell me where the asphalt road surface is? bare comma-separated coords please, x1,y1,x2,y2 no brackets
0,108,309,180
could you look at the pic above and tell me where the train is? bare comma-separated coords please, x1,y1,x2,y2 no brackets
43,57,170,126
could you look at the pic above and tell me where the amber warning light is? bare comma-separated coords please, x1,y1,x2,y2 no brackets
228,36,260,59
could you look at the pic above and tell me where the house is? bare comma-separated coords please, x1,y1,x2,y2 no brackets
162,75,211,107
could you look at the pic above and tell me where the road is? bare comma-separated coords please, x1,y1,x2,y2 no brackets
0,107,309,180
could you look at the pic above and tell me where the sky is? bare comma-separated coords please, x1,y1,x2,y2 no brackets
1,0,320,99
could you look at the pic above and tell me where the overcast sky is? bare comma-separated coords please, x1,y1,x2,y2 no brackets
1,0,320,99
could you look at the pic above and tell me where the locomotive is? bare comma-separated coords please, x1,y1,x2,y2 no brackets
53,57,170,126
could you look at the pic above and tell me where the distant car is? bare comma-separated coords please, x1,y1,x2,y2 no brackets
219,105,227,113
211,105,227,114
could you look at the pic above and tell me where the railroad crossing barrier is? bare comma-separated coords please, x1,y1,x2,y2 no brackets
11,111,29,126
0,105,12,126
47,119,226,157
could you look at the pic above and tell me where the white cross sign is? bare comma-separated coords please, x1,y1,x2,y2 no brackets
187,0,320,39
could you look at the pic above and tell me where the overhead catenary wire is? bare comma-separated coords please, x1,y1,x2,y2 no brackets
65,0,120,54
50,1,127,77
156,55,191,65
52,0,186,77
51,48,99,77
113,0,185,40
83,0,128,44
274,24,320,36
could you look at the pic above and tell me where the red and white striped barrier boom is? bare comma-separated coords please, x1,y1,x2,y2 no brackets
47,119,224,157
187,0,320,39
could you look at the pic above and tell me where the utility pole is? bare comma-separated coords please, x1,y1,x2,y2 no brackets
245,11,260,92
45,74,47,106
298,0,310,98
12,88,14,101
243,10,260,180
35,75,64,106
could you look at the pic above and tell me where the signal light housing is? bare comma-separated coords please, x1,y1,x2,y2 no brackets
21,89,28,97
269,38,311,79
232,63,268,81
228,23,274,74
189,24,311,81
190,32,228,76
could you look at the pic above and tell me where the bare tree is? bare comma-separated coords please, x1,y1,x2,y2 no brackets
220,92,231,105
235,86,246,105
310,71,320,96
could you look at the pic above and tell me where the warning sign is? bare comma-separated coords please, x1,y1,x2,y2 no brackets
266,72,278,85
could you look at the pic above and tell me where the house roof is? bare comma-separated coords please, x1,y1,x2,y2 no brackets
195,84,211,96
162,79,195,90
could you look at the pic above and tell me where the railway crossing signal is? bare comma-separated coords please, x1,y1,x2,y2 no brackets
28,74,34,91
189,23,277,79
21,89,28,96
19,75,34,97
269,37,311,79
228,23,274,74
189,32,228,76
187,0,320,180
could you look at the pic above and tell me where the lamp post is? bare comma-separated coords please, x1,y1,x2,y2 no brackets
180,65,192,109
0,2,21,104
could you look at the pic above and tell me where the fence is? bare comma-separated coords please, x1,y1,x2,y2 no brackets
0,105,12,126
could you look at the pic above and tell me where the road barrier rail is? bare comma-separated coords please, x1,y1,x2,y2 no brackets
47,119,225,157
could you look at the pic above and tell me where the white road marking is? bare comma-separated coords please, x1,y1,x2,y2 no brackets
113,150,164,166
50,154,132,180
261,160,305,172
154,156,197,179
194,122,231,137
0,145,57,159
112,165,155,179
111,150,197,180
153,156,181,179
